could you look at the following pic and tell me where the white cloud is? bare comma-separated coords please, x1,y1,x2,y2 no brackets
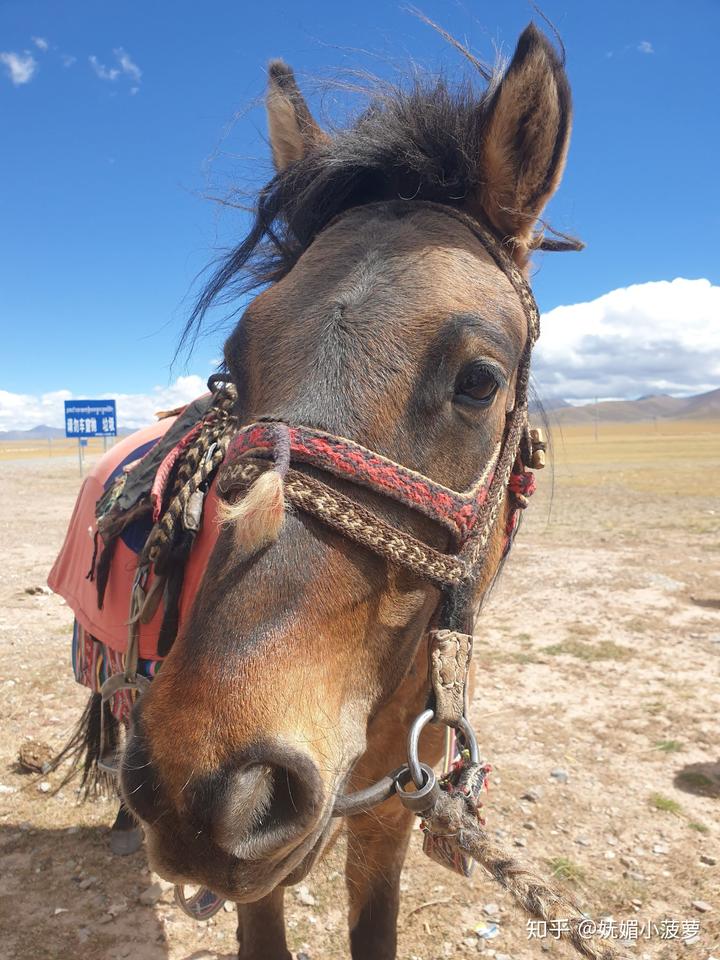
32,36,49,52
3,279,718,429
0,50,37,85
114,47,141,84
638,40,654,54
89,48,142,91
0,376,206,433
534,278,720,403
61,53,76,68
89,54,120,81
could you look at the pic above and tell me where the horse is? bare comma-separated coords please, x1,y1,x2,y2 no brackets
55,22,579,960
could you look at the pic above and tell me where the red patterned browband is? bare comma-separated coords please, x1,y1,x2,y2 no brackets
224,423,500,547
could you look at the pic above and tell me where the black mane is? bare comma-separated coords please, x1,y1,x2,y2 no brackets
181,66,502,352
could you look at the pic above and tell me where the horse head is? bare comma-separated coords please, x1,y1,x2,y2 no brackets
121,24,573,903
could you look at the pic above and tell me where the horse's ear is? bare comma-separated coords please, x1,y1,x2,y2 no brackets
266,60,328,172
474,24,572,262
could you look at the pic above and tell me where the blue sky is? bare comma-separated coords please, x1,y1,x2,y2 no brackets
1,0,718,427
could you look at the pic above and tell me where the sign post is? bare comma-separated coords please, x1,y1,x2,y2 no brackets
64,400,118,476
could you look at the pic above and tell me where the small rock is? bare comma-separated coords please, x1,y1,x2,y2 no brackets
483,903,499,916
653,843,669,855
37,781,51,793
139,882,166,906
645,573,683,591
25,585,51,595
700,854,717,866
463,937,477,948
149,875,173,893
627,871,647,882
53,908,68,916
17,738,54,774
107,900,127,917
513,837,527,848
0,784,17,795
296,953,311,960
79,877,97,890
522,821,536,831
223,901,234,912
494,954,512,960
691,900,712,913
620,855,638,867
631,898,643,908
604,851,616,860
475,920,499,941
521,787,542,802
294,884,316,907
575,836,591,847
550,769,569,784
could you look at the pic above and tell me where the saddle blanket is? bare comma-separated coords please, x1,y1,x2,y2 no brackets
48,408,222,691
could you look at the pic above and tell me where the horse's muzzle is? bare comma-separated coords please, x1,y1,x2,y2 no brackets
120,714,328,899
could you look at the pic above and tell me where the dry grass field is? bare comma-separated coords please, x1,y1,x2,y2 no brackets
0,419,718,960
0,436,113,462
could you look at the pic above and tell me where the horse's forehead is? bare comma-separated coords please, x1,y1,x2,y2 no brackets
249,208,525,342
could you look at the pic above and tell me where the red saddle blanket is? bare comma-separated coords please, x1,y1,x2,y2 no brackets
48,413,221,662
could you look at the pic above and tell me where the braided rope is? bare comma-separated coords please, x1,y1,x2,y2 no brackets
219,462,467,587
418,786,622,960
462,395,530,571
140,386,239,571
458,826,621,960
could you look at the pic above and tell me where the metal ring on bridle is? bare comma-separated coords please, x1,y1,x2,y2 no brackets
407,708,479,790
394,762,440,814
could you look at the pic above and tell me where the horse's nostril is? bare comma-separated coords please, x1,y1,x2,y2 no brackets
213,749,324,861
227,763,276,834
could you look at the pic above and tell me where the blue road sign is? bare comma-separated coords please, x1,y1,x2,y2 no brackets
64,399,117,438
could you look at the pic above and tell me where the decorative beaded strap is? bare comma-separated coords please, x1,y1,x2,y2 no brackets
224,423,499,545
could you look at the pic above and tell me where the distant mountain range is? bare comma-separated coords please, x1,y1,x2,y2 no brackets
533,387,720,425
1,388,718,440
0,424,67,441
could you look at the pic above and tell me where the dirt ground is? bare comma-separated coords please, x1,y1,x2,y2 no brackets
1,419,718,960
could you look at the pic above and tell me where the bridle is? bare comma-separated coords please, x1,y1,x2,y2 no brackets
212,200,546,816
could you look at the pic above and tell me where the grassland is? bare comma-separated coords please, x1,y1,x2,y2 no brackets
0,418,718,960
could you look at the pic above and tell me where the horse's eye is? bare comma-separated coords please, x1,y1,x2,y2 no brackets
454,363,500,407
